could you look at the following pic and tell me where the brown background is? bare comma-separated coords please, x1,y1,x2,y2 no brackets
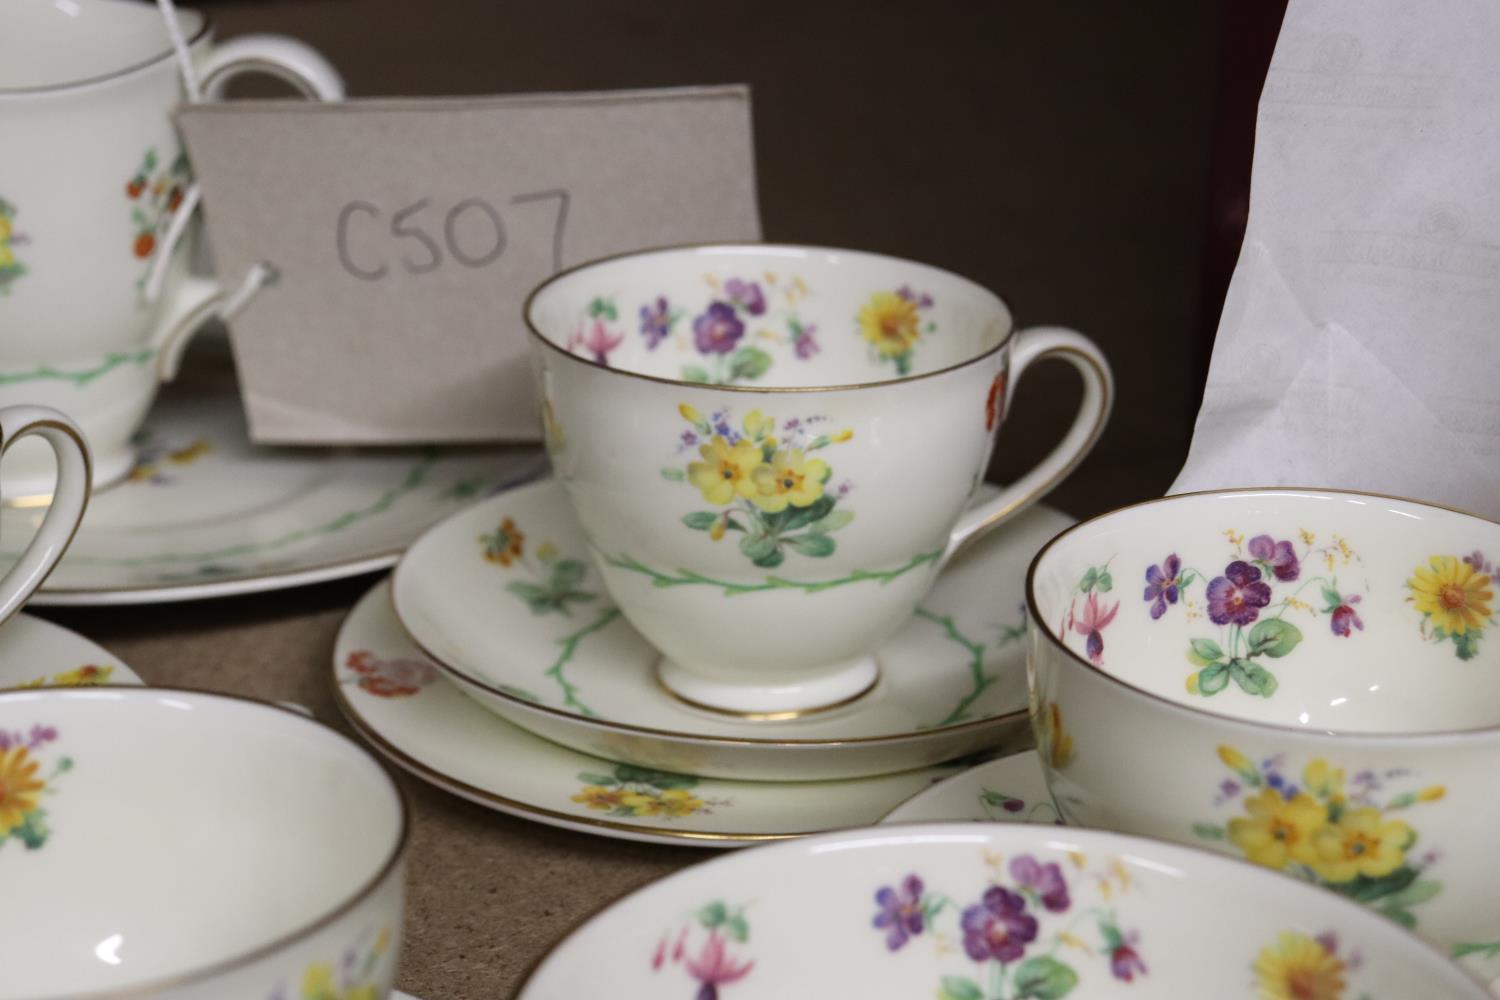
42,2,1284,996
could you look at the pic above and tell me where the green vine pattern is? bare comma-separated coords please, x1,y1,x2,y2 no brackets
542,608,619,717
0,350,155,387
602,549,942,596
917,605,1027,729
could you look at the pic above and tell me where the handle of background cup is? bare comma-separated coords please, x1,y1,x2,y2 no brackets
0,407,91,627
144,36,344,381
943,326,1113,562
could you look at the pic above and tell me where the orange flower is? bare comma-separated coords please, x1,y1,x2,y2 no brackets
0,746,45,837
482,518,525,566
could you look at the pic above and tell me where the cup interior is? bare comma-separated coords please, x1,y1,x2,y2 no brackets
0,688,403,999
1030,489,1500,734
0,0,204,91
526,245,1012,388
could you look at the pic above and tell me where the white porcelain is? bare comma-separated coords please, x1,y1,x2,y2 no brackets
0,0,341,495
0,406,90,622
0,339,543,604
0,686,406,999
337,578,973,847
519,823,1487,999
525,244,1112,715
881,750,1058,826
0,612,141,691
1028,488,1500,964
394,478,1066,780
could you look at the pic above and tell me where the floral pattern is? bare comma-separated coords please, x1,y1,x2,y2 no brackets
268,927,391,1000
1038,701,1075,770
663,405,854,568
1193,745,1445,931
8,665,114,690
872,851,1144,999
1407,552,1494,660
127,429,212,485
481,518,598,616
0,196,27,294
858,285,936,376
343,650,437,698
126,147,191,273
573,763,727,819
0,724,69,851
1060,562,1118,665
1143,529,1364,698
977,787,1062,824
1253,931,1368,1000
653,901,754,999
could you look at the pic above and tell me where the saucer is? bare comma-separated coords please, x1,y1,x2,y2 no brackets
0,613,142,689
5,338,545,605
335,579,971,847
392,479,1071,781
879,749,1059,825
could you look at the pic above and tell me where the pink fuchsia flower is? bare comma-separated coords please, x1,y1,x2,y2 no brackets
684,931,753,999
1143,553,1182,619
1331,594,1363,637
960,886,1038,963
723,278,766,316
639,296,673,348
1071,591,1119,664
1248,534,1300,582
570,319,624,365
1009,854,1070,912
1206,561,1272,626
873,874,926,951
692,302,744,355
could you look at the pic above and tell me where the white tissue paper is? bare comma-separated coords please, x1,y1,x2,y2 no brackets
1172,0,1500,518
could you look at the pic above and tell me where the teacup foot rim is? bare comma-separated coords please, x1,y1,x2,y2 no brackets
656,654,880,719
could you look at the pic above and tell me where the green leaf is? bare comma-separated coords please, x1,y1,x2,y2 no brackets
727,346,772,381
1228,659,1279,697
497,684,541,703
780,494,836,532
1455,630,1482,660
1180,570,1197,586
1188,638,1224,666
698,901,728,929
1321,585,1344,611
505,581,549,602
550,558,588,592
939,976,984,1000
1377,878,1441,911
1330,865,1419,903
1453,942,1500,960
1192,822,1226,840
660,467,687,482
726,914,750,943
682,511,719,531
1197,662,1230,695
577,772,618,786
586,297,617,321
1384,907,1418,929
751,547,785,569
808,509,854,534
1080,568,1098,593
1247,618,1303,658
1095,571,1112,593
784,533,836,558
616,764,698,789
739,533,778,562
1013,955,1079,999
14,810,48,850
682,366,712,384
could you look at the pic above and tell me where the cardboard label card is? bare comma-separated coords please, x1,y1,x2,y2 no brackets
177,85,761,444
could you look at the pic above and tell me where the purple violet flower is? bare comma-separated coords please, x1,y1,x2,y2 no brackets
724,278,766,316
1143,553,1182,619
872,874,925,951
1247,534,1300,582
1206,561,1272,626
1331,594,1363,637
960,886,1038,963
639,296,673,349
1009,855,1070,912
27,725,58,748
1111,940,1148,981
693,302,745,355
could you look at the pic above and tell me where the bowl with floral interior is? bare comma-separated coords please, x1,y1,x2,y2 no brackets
1026,486,1500,968
524,243,1112,717
518,822,1487,999
0,687,406,1000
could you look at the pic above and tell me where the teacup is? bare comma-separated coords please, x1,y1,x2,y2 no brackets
1027,487,1500,962
0,0,341,496
0,405,90,622
526,244,1112,715
0,687,407,999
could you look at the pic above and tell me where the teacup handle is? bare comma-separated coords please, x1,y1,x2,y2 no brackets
144,35,345,380
944,326,1113,561
0,407,90,625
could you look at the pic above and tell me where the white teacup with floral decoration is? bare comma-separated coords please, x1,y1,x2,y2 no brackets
0,0,341,496
1027,487,1500,969
526,244,1112,716
0,687,407,999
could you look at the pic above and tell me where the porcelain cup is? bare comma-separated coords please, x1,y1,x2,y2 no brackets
0,687,407,999
0,405,90,622
0,0,342,497
526,244,1112,716
1027,487,1500,966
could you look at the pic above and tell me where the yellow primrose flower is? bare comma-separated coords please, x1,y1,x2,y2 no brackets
832,428,854,443
1254,932,1346,1000
1418,785,1446,802
678,403,702,424
687,437,762,505
1217,745,1255,776
1302,759,1344,801
0,746,45,836
49,665,113,687
858,291,922,358
12,676,46,690
749,449,828,513
1307,807,1411,883
571,786,625,811
302,964,336,999
654,788,705,817
1228,788,1326,870
742,409,774,440
1409,555,1493,635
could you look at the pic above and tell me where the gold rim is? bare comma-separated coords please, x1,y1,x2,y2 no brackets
0,6,211,96
392,584,1027,748
0,684,410,1000
522,242,1016,395
1025,485,1500,742
331,675,805,845
0,416,94,627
